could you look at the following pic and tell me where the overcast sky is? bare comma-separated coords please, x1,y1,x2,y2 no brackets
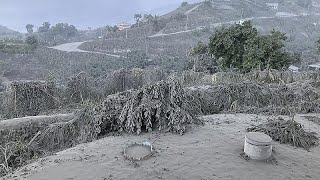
0,0,201,32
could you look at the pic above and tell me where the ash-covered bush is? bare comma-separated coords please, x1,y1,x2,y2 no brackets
31,109,99,152
247,118,319,150
186,79,320,115
65,72,95,104
0,141,41,177
10,81,59,117
104,68,165,95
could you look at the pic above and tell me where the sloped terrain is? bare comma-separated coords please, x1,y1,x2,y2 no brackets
1,0,320,83
0,25,22,39
80,0,320,68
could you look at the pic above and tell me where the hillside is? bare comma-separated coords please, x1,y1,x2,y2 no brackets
1,0,320,83
80,0,320,69
0,25,22,39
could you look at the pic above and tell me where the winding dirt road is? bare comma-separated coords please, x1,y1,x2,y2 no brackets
149,12,318,38
49,42,121,58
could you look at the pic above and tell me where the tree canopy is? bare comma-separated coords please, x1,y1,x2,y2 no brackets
25,35,38,49
190,41,208,56
51,23,78,38
181,2,188,7
38,22,51,33
126,50,148,69
134,14,142,24
26,24,34,34
204,0,212,8
205,21,296,72
143,14,154,24
33,22,79,45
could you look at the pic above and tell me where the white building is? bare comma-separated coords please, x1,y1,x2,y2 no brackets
117,23,131,31
236,20,245,25
288,65,299,72
312,0,320,7
308,63,320,71
266,3,279,10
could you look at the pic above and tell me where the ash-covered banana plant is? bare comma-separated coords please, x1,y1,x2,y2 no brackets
95,80,202,135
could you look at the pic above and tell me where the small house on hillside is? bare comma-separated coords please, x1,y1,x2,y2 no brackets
266,3,279,9
117,23,131,31
288,65,300,72
308,63,320,71
262,0,280,9
313,0,320,7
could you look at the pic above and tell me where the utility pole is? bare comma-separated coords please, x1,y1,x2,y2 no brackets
241,8,244,19
126,29,128,39
145,38,149,54
69,61,72,74
185,14,189,31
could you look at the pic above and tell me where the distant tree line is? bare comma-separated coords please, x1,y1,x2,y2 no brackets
92,25,119,38
296,0,313,9
25,22,79,45
181,2,188,7
130,13,167,32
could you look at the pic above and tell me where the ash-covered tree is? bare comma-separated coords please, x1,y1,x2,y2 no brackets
65,72,93,104
38,22,51,33
26,24,34,34
150,15,166,32
0,41,4,49
144,14,154,24
296,0,312,9
134,14,142,26
172,13,187,21
105,25,119,33
207,21,295,72
51,23,78,39
151,15,160,31
25,35,38,49
191,41,208,55
189,41,217,73
204,0,212,8
209,21,257,70
181,2,188,7
242,30,293,71
127,50,148,69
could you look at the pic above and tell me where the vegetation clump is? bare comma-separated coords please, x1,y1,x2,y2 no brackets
0,37,38,54
10,81,59,117
181,2,188,7
0,141,41,177
30,109,99,152
247,118,319,150
95,81,202,135
191,21,300,72
25,35,38,49
65,72,95,104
